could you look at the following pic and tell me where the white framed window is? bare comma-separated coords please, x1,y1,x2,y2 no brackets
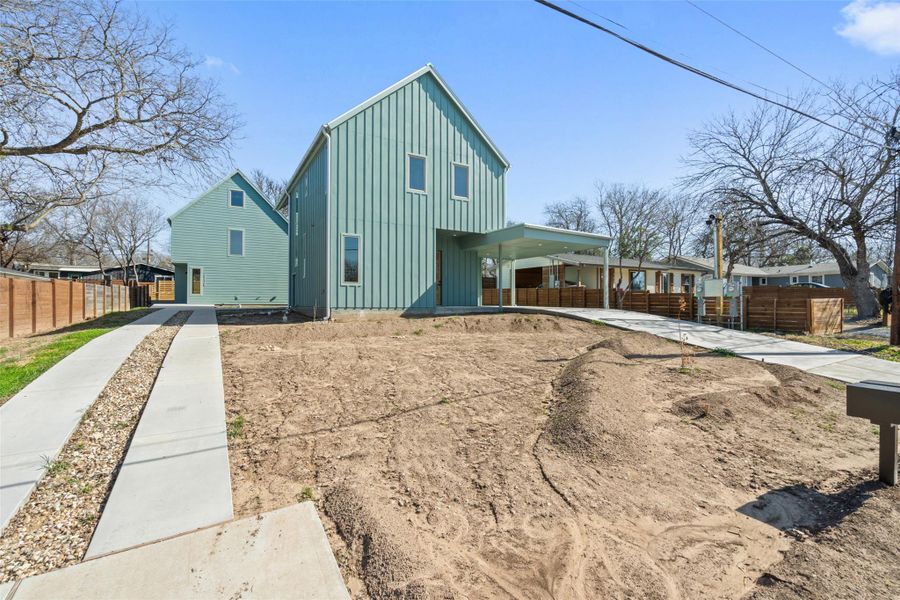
759,277,767,285
451,162,469,200
790,275,799,284
228,228,245,256
190,267,203,295
341,233,361,285
811,275,824,284
229,189,245,208
407,153,427,193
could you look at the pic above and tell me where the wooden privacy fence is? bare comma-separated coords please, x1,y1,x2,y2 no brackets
110,279,174,302
0,276,147,339
482,285,845,334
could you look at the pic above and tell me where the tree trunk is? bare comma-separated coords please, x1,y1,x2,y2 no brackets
845,268,879,318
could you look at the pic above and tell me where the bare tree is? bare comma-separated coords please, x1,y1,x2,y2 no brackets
660,193,701,259
595,183,665,306
250,169,288,213
543,196,597,233
0,0,239,258
684,74,899,317
105,196,164,282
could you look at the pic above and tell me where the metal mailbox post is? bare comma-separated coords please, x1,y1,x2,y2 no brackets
847,380,900,485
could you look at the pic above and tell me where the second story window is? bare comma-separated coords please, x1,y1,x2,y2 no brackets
407,153,426,193
230,190,244,207
229,229,244,256
452,163,469,200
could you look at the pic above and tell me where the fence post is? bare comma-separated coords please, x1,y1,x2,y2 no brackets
51,280,57,328
806,298,812,334
30,280,37,333
773,298,777,332
68,280,74,325
7,278,14,338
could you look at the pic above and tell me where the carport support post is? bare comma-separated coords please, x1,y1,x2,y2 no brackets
497,244,503,310
510,259,516,307
603,246,610,309
880,423,898,485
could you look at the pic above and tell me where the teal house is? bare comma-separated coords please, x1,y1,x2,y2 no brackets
169,169,289,305
278,64,610,316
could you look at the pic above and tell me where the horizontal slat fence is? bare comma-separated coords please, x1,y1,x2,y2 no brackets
0,276,147,339
481,285,846,334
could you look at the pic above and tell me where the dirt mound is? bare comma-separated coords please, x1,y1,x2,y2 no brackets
589,330,679,361
671,392,736,422
545,348,651,465
323,485,436,600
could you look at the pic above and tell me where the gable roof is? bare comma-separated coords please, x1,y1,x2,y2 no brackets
168,168,287,225
278,64,510,210
760,260,890,277
672,256,769,277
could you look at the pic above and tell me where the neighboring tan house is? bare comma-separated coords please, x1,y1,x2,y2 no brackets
168,169,289,305
276,64,610,316
756,261,891,289
670,256,769,287
502,253,707,294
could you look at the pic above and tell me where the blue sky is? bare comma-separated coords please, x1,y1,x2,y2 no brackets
141,0,899,226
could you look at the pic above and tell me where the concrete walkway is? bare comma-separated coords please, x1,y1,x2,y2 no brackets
5,503,350,600
0,307,179,532
517,307,900,384
86,307,233,558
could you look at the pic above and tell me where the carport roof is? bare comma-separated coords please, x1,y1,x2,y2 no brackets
457,223,610,260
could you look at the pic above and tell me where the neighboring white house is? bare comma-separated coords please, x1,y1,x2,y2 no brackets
670,256,769,287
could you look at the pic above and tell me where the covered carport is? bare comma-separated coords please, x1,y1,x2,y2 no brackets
457,223,612,309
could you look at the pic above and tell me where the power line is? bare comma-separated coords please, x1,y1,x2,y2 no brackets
566,0,798,104
534,0,874,145
684,1,832,93
683,0,889,135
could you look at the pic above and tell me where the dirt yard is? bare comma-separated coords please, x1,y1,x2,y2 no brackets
219,313,899,600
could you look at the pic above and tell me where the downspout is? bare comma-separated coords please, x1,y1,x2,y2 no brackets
323,127,332,321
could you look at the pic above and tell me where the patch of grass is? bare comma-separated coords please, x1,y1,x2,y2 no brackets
413,329,424,336
590,320,605,327
300,486,315,501
433,323,444,329
771,333,900,363
439,396,450,405
709,347,737,357
827,381,846,390
0,308,152,405
42,457,69,477
676,367,698,376
872,425,880,436
227,414,246,439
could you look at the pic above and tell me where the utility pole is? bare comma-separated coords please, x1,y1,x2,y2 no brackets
707,213,725,324
889,126,900,346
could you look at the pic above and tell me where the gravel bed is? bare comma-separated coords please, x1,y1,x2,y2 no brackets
0,311,190,583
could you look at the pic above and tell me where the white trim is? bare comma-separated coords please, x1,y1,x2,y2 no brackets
189,266,204,296
790,275,799,284
406,153,427,194
168,169,287,225
340,233,361,286
811,274,825,284
228,188,245,208
759,277,767,285
326,64,510,169
227,228,245,256
451,161,470,201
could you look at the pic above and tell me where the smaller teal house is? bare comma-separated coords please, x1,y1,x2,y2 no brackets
169,169,289,305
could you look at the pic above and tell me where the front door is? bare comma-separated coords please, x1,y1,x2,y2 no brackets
435,250,442,306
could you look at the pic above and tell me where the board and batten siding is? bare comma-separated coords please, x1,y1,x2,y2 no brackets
170,172,288,305
288,141,329,314
327,71,506,310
